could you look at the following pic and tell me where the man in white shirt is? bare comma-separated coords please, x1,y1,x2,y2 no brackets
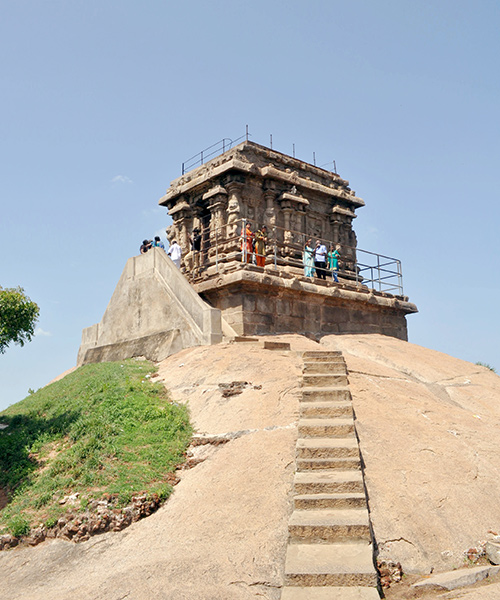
314,240,327,280
167,240,182,268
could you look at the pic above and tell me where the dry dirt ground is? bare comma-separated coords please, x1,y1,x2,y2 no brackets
1,334,500,600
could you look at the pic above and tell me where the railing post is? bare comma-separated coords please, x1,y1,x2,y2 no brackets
242,218,247,263
201,150,203,165
377,255,381,292
182,162,185,175
215,228,219,272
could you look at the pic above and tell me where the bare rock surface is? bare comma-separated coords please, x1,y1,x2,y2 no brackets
412,565,500,590
322,334,500,576
2,333,500,599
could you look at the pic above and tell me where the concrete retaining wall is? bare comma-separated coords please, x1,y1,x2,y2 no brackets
77,248,222,365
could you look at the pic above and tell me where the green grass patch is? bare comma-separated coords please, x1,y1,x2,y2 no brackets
0,359,192,536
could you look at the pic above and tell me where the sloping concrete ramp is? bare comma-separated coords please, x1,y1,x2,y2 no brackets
77,248,223,365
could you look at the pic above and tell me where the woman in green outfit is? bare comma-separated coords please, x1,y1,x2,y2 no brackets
327,244,340,282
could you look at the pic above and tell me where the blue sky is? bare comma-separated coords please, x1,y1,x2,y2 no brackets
1,0,499,410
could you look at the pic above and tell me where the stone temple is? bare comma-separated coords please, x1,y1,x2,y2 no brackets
159,140,416,339
78,140,417,365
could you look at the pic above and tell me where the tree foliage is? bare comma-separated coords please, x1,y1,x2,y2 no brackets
0,287,40,354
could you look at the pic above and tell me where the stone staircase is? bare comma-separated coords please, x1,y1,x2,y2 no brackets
281,351,380,600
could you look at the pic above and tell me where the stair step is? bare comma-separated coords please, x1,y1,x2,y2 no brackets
298,418,355,438
294,471,364,494
294,493,367,510
285,542,377,587
297,457,360,471
281,586,380,599
289,508,371,543
303,363,347,375
303,374,348,387
302,351,343,358
300,401,352,418
297,437,359,459
302,387,351,402
303,356,345,364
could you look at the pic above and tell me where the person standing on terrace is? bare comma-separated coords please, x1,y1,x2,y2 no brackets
303,238,315,277
328,244,340,283
240,222,254,264
254,225,268,267
314,239,327,280
167,239,182,268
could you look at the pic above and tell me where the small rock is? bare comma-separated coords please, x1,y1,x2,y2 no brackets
486,541,500,565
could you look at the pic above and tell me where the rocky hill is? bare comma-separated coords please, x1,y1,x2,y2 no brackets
1,334,499,600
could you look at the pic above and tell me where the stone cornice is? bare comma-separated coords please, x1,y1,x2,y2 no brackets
194,268,417,315
159,158,255,206
259,165,365,207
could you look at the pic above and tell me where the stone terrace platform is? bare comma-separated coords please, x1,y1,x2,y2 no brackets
194,262,417,340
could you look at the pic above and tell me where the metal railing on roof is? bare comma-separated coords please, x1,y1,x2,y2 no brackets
180,126,341,176
181,127,250,175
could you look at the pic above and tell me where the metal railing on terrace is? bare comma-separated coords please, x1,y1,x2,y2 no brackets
184,218,405,296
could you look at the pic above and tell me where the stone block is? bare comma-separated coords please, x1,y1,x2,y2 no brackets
276,298,292,316
322,305,347,324
242,295,256,312
263,341,291,351
256,295,275,314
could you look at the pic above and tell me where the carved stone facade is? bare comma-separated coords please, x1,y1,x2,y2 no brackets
159,141,417,340
159,141,363,278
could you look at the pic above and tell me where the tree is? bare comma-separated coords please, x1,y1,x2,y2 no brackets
0,286,40,354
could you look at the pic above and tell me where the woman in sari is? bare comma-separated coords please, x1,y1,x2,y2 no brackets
254,225,268,267
303,238,315,277
240,222,254,263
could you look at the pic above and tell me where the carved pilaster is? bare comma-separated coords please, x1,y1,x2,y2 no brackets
203,185,228,249
225,180,243,247
263,180,279,229
168,198,193,259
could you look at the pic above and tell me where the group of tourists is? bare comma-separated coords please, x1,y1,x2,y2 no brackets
140,226,340,282
303,239,340,282
139,236,182,269
240,223,268,267
140,236,165,254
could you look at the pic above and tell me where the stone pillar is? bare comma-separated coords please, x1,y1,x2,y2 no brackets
225,180,243,250
282,203,293,246
203,187,227,241
169,200,193,263
203,186,228,260
263,182,279,229
331,220,340,245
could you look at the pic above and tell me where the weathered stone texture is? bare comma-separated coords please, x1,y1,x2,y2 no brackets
195,267,415,341
160,140,417,342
